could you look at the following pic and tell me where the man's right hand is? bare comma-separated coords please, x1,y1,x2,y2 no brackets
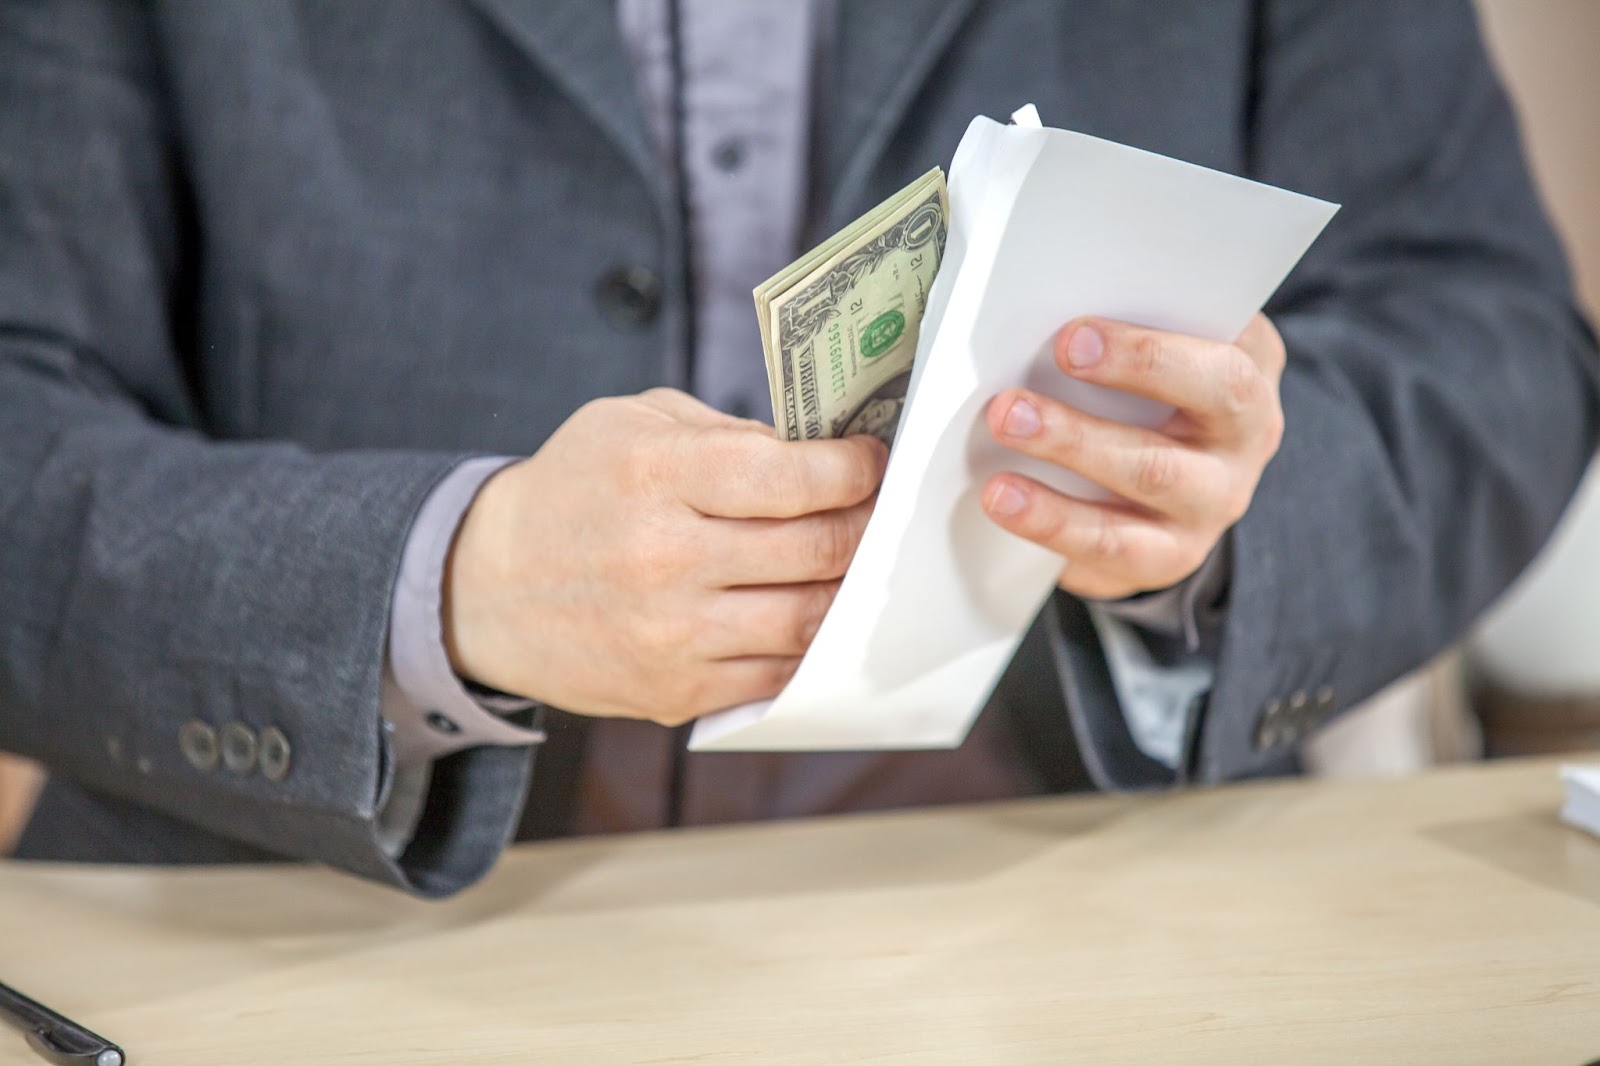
441,389,887,725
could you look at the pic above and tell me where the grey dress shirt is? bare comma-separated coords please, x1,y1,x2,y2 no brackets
378,0,1221,839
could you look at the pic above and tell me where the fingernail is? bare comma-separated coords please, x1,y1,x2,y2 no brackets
1001,397,1041,438
1066,323,1104,369
987,481,1028,517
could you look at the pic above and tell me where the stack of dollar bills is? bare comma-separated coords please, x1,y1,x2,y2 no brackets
755,167,949,447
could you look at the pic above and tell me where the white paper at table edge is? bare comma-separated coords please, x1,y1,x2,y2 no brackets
1561,764,1600,789
1560,763,1600,839
688,109,1337,745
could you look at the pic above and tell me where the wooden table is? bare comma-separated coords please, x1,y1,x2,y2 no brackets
3,758,1599,1065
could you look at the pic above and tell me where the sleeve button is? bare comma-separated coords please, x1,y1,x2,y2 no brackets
259,727,293,782
220,722,258,776
179,721,220,773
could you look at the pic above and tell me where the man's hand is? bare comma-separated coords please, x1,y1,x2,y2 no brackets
442,389,886,725
982,314,1286,600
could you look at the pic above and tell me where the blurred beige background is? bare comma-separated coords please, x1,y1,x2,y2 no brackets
3,1,1598,849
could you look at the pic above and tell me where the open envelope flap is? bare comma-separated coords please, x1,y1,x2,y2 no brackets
691,116,1338,754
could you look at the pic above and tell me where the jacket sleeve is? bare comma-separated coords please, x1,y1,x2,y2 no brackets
0,1,530,895
1055,0,1600,787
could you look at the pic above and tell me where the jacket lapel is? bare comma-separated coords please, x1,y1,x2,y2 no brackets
468,0,665,211
820,0,977,230
471,0,975,234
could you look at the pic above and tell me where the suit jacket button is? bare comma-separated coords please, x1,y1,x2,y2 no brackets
179,721,219,773
220,722,258,776
259,727,293,782
595,266,663,329
711,136,748,172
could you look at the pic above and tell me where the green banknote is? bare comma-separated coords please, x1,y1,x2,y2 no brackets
756,167,948,445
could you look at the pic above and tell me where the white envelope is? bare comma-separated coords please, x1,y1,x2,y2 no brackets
690,111,1338,753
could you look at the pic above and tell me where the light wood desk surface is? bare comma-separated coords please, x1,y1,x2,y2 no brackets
2,758,1599,1065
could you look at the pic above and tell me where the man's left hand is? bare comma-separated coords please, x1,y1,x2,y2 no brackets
982,313,1286,600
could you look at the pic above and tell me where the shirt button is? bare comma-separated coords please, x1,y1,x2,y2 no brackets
259,727,293,782
727,398,755,421
711,136,747,172
179,721,220,773
220,722,258,776
594,266,663,329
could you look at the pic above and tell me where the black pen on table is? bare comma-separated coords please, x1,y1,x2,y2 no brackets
0,979,124,1066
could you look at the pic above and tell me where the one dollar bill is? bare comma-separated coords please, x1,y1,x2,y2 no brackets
757,167,948,446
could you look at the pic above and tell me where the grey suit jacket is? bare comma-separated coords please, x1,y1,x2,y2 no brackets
2,0,1594,897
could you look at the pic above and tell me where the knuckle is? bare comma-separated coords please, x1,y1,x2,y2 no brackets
658,673,706,723
768,453,815,513
638,610,694,658
620,446,660,494
580,394,624,421
1168,542,1211,587
802,583,836,638
1087,512,1127,562
810,513,858,576
1218,479,1256,526
620,528,682,586
620,430,676,495
1024,494,1070,547
787,603,818,653
1223,352,1268,415
844,441,884,497
1260,402,1286,455
761,658,799,693
1051,410,1090,461
1133,445,1181,499
1130,331,1169,379
699,430,779,513
776,588,830,653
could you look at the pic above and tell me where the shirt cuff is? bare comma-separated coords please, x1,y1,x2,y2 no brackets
1091,537,1232,653
1088,607,1213,768
1084,538,1233,767
383,456,545,768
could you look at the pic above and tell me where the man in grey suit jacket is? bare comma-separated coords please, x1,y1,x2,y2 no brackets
2,1,1595,897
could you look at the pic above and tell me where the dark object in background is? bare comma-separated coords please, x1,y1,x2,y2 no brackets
1476,687,1600,759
